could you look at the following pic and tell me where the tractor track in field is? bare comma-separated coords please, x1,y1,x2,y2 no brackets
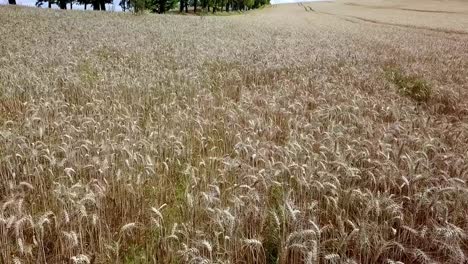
343,2,468,15
304,5,468,36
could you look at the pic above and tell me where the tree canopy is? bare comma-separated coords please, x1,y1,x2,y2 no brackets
31,0,269,13
35,0,112,10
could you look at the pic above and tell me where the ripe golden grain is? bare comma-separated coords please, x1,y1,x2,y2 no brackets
1,1,468,263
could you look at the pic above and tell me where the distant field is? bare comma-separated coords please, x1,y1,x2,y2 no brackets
1,2,468,263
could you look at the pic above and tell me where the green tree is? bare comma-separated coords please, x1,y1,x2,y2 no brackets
133,0,147,12
36,0,68,9
179,0,187,13
192,0,197,13
201,0,207,10
151,0,176,13
211,0,217,13
119,0,130,11
91,0,112,10
245,0,253,9
58,0,68,9
77,0,92,10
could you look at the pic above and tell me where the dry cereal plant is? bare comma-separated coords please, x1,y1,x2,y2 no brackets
0,0,468,263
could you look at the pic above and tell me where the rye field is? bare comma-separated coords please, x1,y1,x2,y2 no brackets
1,1,468,263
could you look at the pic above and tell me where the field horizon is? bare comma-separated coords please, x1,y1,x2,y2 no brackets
1,2,468,263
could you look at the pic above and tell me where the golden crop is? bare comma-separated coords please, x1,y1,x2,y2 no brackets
0,2,467,263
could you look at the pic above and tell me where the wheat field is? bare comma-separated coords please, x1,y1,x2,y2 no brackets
1,2,468,263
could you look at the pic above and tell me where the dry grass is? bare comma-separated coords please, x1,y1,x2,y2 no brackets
1,2,468,263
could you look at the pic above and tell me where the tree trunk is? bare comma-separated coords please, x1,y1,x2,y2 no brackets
8,0,16,4
225,1,228,11
193,0,196,13
93,0,100,9
70,2,72,9
84,3,87,9
159,0,165,13
59,0,67,9
179,0,183,12
184,0,188,12
48,1,52,8
100,0,106,10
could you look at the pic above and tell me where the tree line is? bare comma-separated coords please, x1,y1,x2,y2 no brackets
6,0,269,13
